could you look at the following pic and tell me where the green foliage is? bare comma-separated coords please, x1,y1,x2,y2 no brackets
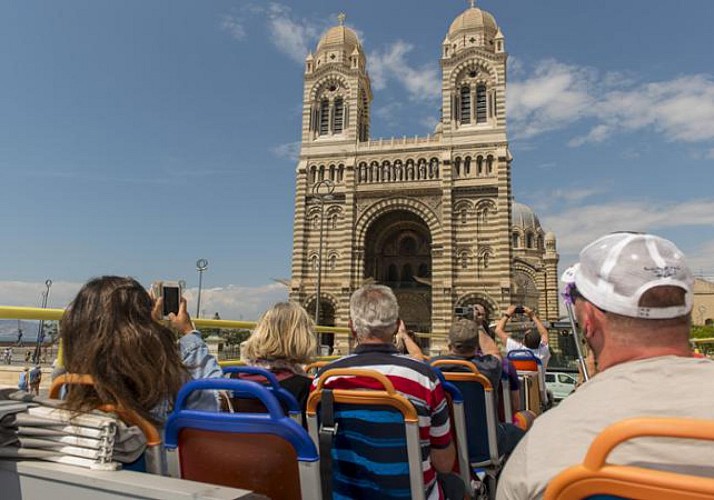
691,325,714,339
223,329,252,346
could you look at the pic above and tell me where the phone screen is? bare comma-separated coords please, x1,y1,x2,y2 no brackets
162,286,180,317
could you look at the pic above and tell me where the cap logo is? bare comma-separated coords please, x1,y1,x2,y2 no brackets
644,265,680,278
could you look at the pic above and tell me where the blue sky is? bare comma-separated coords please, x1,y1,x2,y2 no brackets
1,0,713,320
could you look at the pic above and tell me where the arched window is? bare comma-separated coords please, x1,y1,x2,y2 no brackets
332,97,344,134
309,165,317,184
402,264,413,282
318,165,325,181
464,156,471,176
387,264,398,282
476,156,483,176
486,155,494,174
418,263,429,277
454,157,461,177
319,99,330,135
329,164,336,181
328,254,337,271
526,233,534,249
460,86,471,124
400,237,417,255
337,164,344,183
512,232,520,248
476,85,487,123
483,253,490,269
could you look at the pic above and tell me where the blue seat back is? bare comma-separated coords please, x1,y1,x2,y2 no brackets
222,366,301,420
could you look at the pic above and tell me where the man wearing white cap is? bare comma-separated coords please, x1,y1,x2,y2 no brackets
497,232,714,500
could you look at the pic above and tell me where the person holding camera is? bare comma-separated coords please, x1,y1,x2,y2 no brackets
495,305,551,369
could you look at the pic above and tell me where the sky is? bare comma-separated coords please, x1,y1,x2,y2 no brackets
1,0,713,321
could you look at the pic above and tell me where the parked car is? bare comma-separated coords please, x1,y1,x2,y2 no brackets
545,371,577,401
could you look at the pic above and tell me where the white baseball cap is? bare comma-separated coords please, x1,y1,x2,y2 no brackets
561,232,694,319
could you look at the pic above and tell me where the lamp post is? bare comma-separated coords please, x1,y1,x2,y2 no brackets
195,259,209,318
311,179,335,340
33,280,52,365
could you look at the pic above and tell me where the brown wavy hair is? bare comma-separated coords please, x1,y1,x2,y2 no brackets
60,276,188,424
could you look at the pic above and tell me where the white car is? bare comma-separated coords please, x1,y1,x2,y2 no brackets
545,371,577,401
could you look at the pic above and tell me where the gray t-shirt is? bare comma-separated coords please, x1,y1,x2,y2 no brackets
497,355,714,500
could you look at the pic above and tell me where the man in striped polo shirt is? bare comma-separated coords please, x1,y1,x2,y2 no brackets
313,284,463,500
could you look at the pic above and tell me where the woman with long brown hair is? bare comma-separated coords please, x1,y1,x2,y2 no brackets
60,276,221,425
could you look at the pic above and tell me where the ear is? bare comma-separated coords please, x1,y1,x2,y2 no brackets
348,319,357,339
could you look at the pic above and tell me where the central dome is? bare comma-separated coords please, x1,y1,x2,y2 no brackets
448,5,498,37
316,24,361,55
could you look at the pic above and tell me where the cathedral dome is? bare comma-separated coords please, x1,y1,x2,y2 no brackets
316,18,362,55
448,4,498,39
512,201,542,232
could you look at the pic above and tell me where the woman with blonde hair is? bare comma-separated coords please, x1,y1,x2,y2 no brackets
240,302,317,410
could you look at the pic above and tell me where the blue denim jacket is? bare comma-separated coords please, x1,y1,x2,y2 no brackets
150,331,223,422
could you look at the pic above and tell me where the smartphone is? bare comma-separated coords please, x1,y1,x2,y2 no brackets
514,305,525,314
153,281,182,318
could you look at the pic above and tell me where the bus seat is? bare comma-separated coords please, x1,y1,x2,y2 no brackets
304,361,330,377
222,366,302,425
507,350,548,414
433,368,472,497
49,373,163,474
544,417,714,500
429,360,502,493
307,368,426,500
164,378,320,500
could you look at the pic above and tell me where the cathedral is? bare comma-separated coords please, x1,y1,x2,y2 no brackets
289,3,559,353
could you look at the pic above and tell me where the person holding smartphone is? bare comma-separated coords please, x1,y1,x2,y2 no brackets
58,276,222,426
495,304,551,369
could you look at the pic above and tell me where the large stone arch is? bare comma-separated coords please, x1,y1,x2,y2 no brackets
359,202,438,333
355,197,441,243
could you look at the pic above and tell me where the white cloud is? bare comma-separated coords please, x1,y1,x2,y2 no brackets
507,59,596,139
707,149,714,160
271,141,301,161
265,3,320,64
368,41,440,101
0,281,289,324
183,283,289,321
220,14,246,41
542,199,714,257
509,60,714,148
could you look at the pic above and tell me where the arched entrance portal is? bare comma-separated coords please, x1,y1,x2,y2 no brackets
364,210,432,332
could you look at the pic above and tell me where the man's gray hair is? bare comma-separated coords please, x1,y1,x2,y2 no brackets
350,284,399,341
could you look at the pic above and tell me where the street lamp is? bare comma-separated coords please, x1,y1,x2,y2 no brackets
311,179,335,336
33,280,52,365
196,258,209,318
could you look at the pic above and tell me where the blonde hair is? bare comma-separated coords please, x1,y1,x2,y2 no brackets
242,302,317,364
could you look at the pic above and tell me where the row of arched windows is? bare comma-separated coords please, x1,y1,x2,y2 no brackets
309,164,345,184
453,155,495,178
357,158,440,183
512,231,544,250
458,250,492,271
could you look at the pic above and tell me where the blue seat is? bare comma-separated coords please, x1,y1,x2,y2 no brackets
507,349,548,414
431,359,502,495
223,365,302,424
165,378,321,500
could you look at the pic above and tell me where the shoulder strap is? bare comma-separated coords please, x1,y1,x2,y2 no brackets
319,388,337,499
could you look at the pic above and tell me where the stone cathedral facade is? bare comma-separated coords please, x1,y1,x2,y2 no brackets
289,5,560,353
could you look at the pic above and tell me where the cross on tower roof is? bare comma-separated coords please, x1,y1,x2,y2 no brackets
468,0,476,8
337,13,346,26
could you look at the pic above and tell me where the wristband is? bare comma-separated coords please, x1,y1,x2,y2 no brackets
502,313,511,319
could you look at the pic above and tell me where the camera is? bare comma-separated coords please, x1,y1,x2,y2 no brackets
514,305,525,315
454,306,475,320
153,281,183,318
